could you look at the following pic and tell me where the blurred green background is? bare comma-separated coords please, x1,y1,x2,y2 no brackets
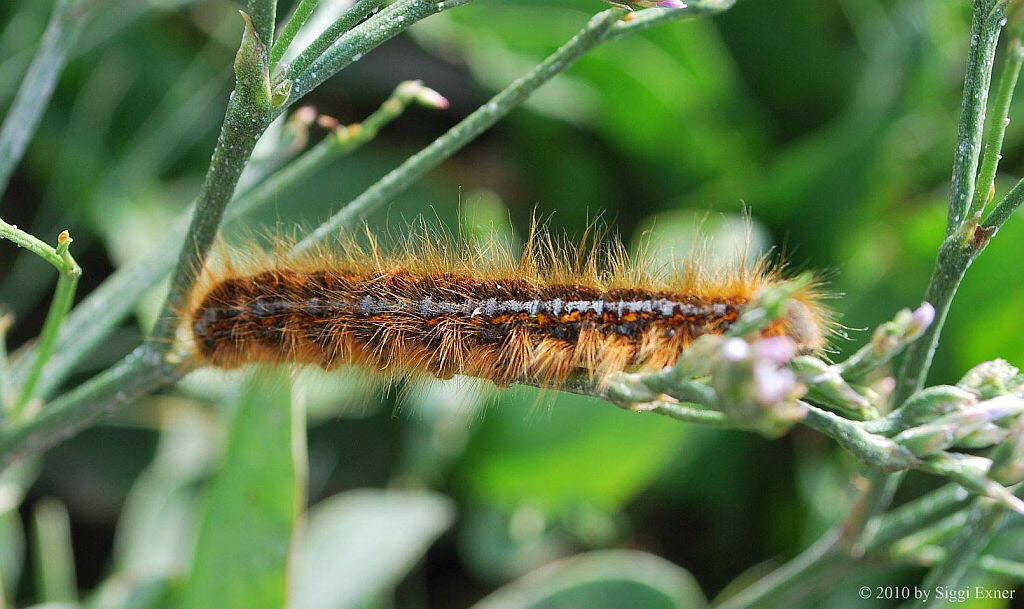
1,0,1024,607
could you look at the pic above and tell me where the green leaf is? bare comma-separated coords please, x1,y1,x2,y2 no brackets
32,498,77,604
291,489,454,609
458,389,688,510
0,510,23,602
179,369,303,609
468,550,706,609
0,458,36,600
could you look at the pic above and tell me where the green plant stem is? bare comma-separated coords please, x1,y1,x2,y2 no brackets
839,469,904,553
9,221,185,402
283,0,383,78
979,555,1024,579
916,501,1005,608
269,0,320,66
713,482,1012,609
0,222,80,415
982,171,1024,231
894,240,974,408
149,13,274,342
0,346,191,466
844,0,1012,558
282,0,463,111
0,0,89,200
800,405,918,470
892,512,969,559
946,0,1006,234
246,0,276,47
292,2,736,251
648,401,731,425
31,498,77,603
15,248,79,413
0,219,69,270
605,1,736,41
294,7,630,252
233,82,432,217
970,36,1024,219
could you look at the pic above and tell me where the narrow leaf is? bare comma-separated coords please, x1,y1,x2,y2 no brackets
291,489,454,609
470,550,706,609
179,369,304,609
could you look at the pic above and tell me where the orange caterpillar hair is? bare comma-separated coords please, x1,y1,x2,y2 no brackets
184,224,828,388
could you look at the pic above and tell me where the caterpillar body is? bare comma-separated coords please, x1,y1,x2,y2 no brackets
186,229,829,388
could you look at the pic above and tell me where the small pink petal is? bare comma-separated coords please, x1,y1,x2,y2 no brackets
753,336,797,365
910,302,935,334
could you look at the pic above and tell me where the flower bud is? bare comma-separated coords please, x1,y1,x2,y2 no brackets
989,422,1024,486
711,337,806,438
790,356,875,419
957,422,1009,448
958,359,1021,399
395,80,450,110
896,423,958,457
753,336,797,365
889,385,977,430
908,302,935,336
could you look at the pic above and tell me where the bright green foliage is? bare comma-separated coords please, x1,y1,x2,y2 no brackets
461,390,688,510
291,490,454,609
179,370,301,609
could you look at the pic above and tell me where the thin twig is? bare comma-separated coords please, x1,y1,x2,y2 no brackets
282,0,383,78
246,0,277,47
979,555,1024,580
0,222,80,415
845,0,1013,558
293,8,631,252
14,231,80,415
0,346,192,466
269,0,321,67
149,12,275,342
982,172,1024,231
801,404,918,470
946,0,1007,234
864,484,971,552
969,35,1024,219
282,0,459,111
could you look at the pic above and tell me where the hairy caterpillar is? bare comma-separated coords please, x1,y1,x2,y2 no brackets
185,226,829,388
